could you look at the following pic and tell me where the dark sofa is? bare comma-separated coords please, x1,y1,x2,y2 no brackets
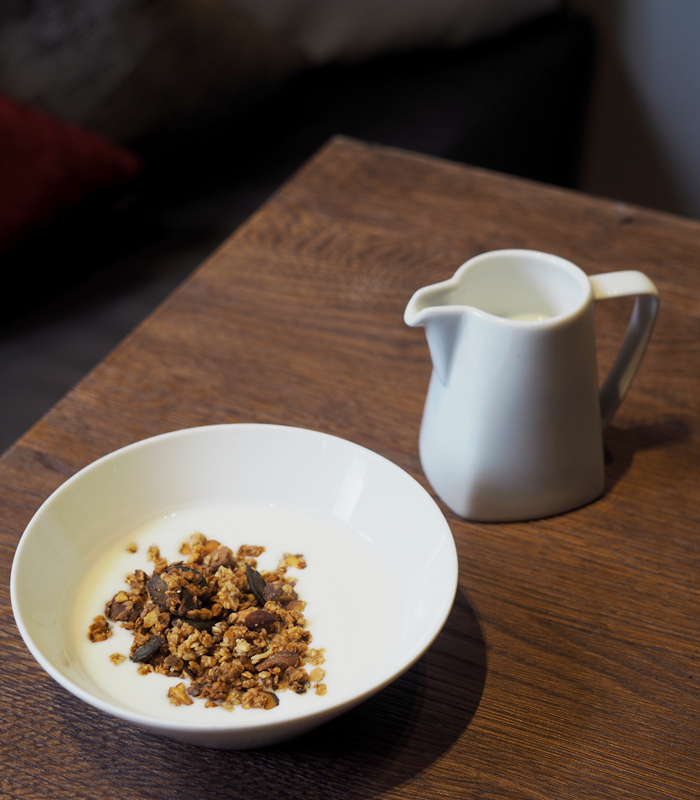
0,5,595,451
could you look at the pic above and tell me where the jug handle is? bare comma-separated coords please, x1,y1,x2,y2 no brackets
589,271,659,427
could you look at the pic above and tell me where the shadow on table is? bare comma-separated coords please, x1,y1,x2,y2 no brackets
603,414,692,494
60,587,485,800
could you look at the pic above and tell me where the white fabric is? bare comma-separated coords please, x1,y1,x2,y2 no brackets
0,0,558,139
227,0,559,63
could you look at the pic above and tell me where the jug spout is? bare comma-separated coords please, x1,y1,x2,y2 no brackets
404,282,464,385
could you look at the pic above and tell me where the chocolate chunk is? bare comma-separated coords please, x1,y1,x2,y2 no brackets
262,583,281,602
106,597,143,623
208,545,236,571
262,581,298,605
243,610,278,632
255,651,300,673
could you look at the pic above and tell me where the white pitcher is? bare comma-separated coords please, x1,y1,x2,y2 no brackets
404,250,659,521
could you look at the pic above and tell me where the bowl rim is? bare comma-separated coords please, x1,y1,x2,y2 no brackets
11,422,458,735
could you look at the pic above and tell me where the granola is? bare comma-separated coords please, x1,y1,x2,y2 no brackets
88,533,325,711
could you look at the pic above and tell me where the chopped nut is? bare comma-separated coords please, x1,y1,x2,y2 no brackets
309,667,325,683
142,609,160,628
168,683,193,706
147,545,161,563
87,615,112,642
306,648,326,665
238,544,265,558
109,653,126,665
189,532,207,548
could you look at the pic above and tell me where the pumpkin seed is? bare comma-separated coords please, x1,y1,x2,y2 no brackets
245,563,266,605
130,635,165,663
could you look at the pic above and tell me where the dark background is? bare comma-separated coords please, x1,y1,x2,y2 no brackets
0,4,675,453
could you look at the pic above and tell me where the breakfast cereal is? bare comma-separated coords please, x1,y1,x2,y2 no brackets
88,533,325,711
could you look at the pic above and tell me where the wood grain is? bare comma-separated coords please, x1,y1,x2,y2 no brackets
1,137,698,799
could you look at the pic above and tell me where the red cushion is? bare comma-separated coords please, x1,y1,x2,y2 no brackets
0,93,142,255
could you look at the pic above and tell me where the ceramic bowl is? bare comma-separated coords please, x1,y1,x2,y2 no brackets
11,424,457,749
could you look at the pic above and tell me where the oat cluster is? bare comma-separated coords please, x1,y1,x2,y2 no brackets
87,533,326,710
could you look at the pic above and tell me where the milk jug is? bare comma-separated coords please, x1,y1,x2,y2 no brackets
404,250,659,521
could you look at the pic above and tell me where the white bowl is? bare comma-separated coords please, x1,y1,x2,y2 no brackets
11,424,457,749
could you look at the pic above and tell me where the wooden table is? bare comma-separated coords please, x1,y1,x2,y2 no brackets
1,137,698,799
